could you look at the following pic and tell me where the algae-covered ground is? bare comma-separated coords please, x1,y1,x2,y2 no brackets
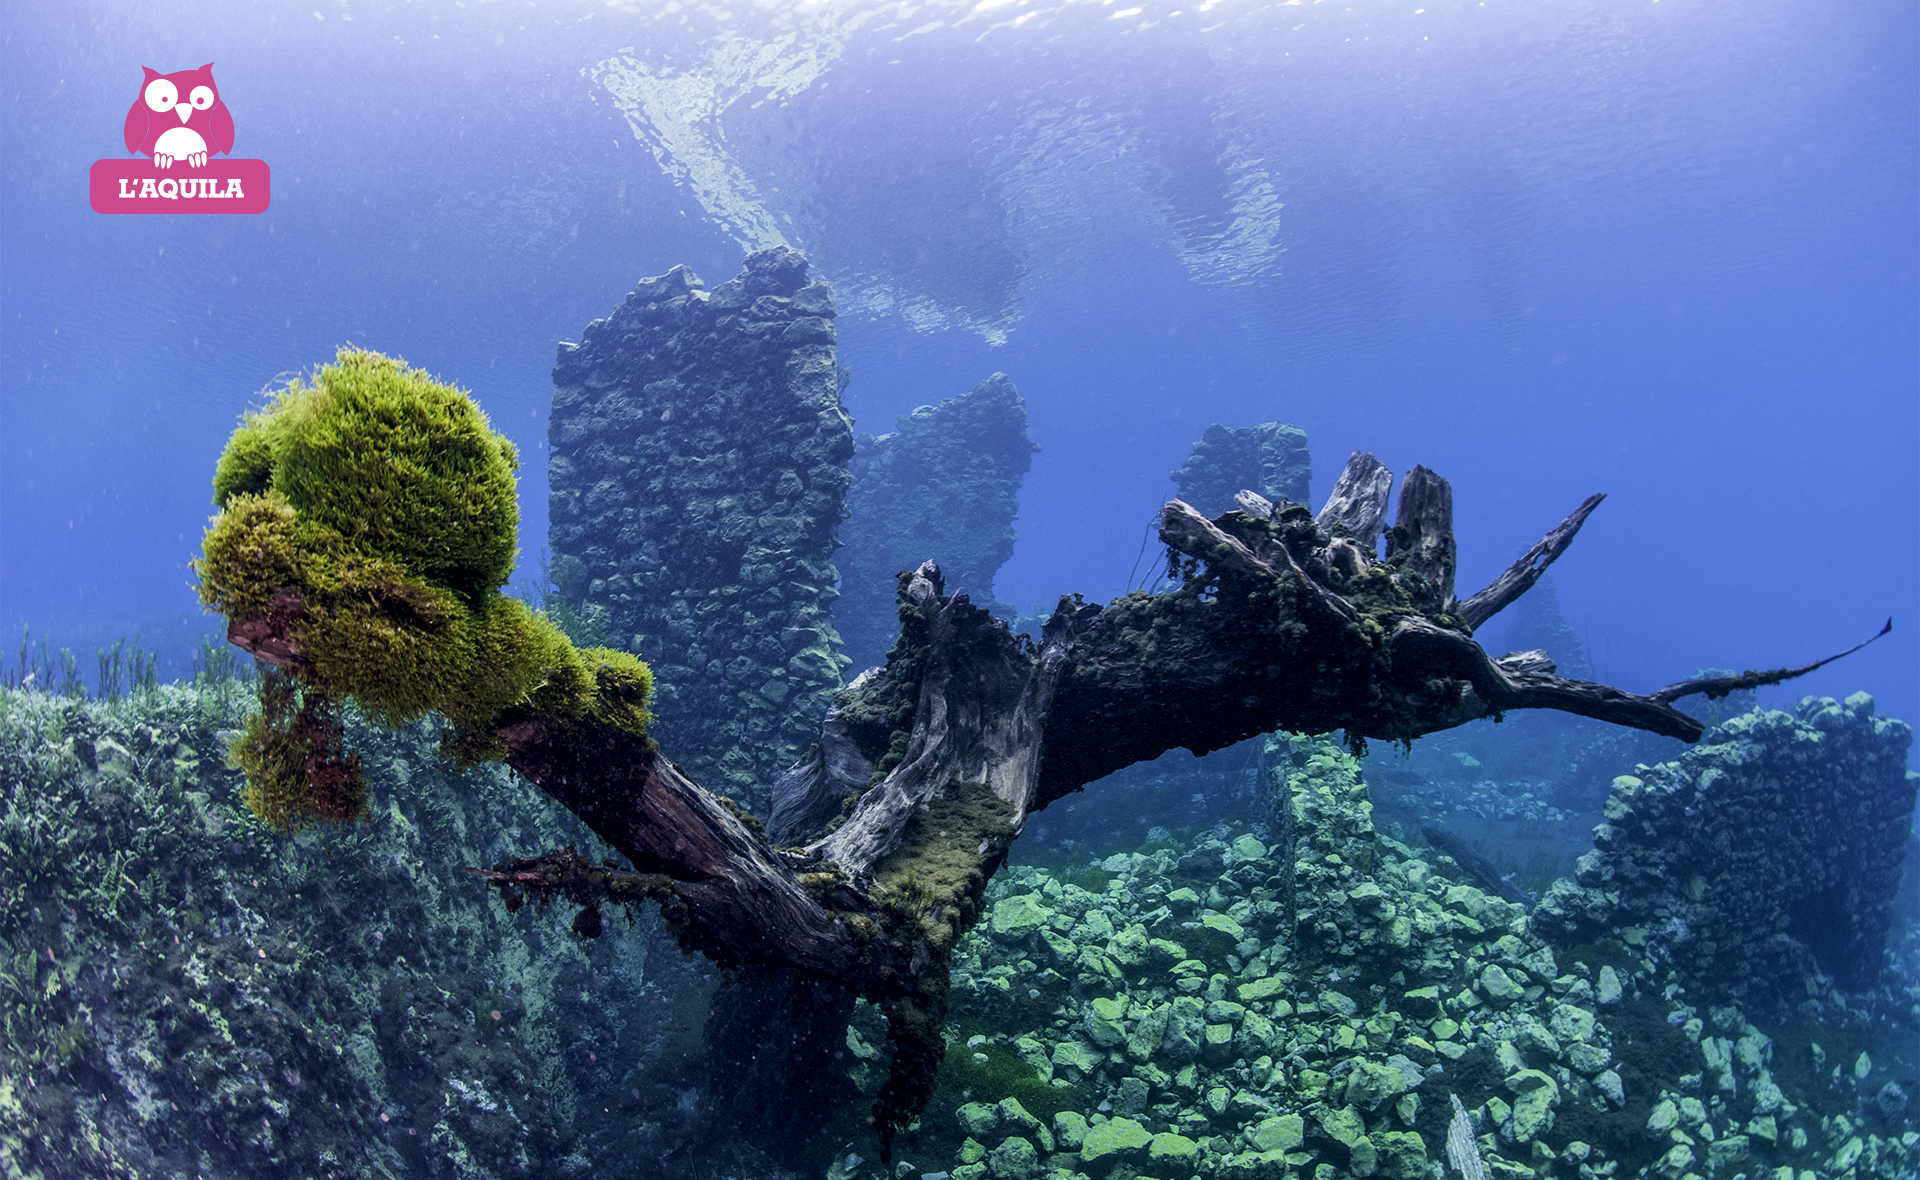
3,671,1915,1180
809,726,1919,1180
0,675,713,1180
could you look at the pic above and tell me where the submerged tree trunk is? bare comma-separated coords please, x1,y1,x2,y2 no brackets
253,452,1877,1149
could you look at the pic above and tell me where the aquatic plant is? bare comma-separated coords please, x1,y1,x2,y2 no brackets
194,347,651,829
0,679,661,1179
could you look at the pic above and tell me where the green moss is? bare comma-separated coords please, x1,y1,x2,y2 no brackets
228,667,367,833
195,349,651,828
861,780,1018,1157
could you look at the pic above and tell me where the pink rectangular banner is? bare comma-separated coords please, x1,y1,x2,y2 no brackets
89,158,271,214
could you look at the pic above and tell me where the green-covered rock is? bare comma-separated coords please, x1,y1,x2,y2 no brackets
997,1097,1044,1138
1079,1116,1152,1164
1216,1149,1292,1180
1052,1040,1105,1074
1245,1113,1304,1153
1237,976,1287,1004
1201,1022,1237,1064
1373,1130,1429,1179
1317,1104,1367,1148
991,893,1053,939
1086,996,1129,1047
986,1134,1041,1180
958,1101,1001,1138
1230,834,1268,862
1344,1059,1409,1111
1505,1070,1559,1141
1200,912,1246,941
1053,1110,1090,1150
1127,1001,1171,1061
1479,964,1526,1002
1148,1131,1200,1165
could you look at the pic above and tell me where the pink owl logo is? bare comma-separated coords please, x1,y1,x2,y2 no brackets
124,64,235,169
89,62,270,214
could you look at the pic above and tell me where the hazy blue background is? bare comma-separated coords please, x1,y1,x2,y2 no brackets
2,0,1914,743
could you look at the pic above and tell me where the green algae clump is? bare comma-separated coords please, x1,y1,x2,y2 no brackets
197,348,651,829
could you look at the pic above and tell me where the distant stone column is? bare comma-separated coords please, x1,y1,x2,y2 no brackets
547,246,853,812
835,373,1038,673
1173,422,1312,518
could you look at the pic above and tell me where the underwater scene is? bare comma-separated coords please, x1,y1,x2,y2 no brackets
1,2,1915,1180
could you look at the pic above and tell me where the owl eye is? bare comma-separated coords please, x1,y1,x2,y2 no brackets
189,85,215,110
144,78,178,112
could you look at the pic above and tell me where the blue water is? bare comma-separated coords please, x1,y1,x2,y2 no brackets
2,0,1914,734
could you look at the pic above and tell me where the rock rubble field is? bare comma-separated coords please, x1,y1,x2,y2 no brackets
849,716,1916,1180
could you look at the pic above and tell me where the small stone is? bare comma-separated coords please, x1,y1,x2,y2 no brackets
1231,834,1268,862
959,1137,987,1164
1237,976,1288,1004
1147,1132,1200,1166
985,1136,1039,1180
1166,887,1202,906
1345,1060,1409,1111
996,1097,1042,1135
1495,1041,1527,1074
1374,1129,1428,1179
1053,1111,1090,1150
1568,1043,1611,1075
957,1102,999,1138
1745,1115,1777,1142
1246,1113,1305,1153
1505,1070,1559,1142
1548,1004,1596,1044
1703,1133,1750,1170
1128,1002,1172,1061
1595,1070,1625,1105
1202,912,1247,940
1831,1135,1864,1171
1317,1104,1367,1148
1647,1099,1679,1135
1596,965,1623,1005
1479,964,1525,1002
1853,1051,1872,1080
1078,1116,1152,1164
990,894,1053,939
1086,997,1129,1047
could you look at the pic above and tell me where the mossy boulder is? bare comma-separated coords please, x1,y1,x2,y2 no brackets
1504,1069,1559,1141
1079,1116,1152,1164
991,893,1054,939
1245,1113,1304,1153
986,1134,1040,1180
1147,1131,1200,1166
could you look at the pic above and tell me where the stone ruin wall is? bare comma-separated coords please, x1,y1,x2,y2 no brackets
1534,692,1917,1000
1174,422,1313,519
835,373,1038,674
547,246,853,812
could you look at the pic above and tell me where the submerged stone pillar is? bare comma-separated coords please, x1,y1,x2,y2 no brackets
1173,421,1312,518
835,373,1038,674
547,246,854,812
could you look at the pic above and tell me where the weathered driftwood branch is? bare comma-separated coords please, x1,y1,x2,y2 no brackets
1314,450,1394,550
1456,492,1607,632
